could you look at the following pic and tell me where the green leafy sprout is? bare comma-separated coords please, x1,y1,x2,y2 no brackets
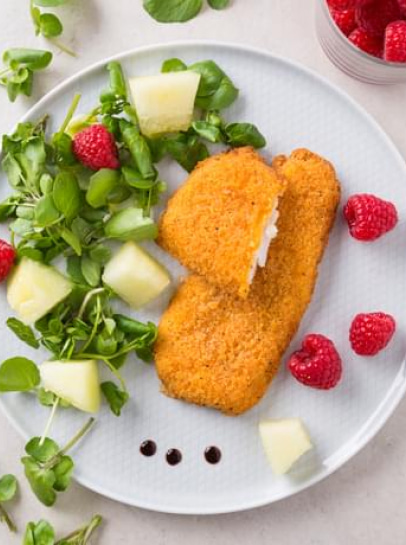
0,474,18,533
23,514,102,544
143,0,230,23
30,0,75,57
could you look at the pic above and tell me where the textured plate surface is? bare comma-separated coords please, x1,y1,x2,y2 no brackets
0,42,406,515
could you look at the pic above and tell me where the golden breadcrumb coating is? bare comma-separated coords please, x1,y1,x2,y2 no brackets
158,147,286,298
155,149,341,415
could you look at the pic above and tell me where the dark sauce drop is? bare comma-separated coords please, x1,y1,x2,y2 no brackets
166,448,182,466
140,440,157,457
204,446,222,465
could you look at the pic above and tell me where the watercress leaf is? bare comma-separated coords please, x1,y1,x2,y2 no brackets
25,437,59,463
120,121,155,179
96,334,117,356
122,166,155,189
145,137,167,163
135,345,155,362
195,76,239,110
17,205,35,220
0,201,16,222
109,353,127,370
9,67,30,85
0,474,18,503
3,49,53,71
39,173,54,194
31,6,41,34
165,135,209,172
1,154,23,188
89,244,111,265
0,357,40,392
81,255,101,287
143,0,203,22
161,58,187,73
51,133,76,167
208,0,229,8
188,60,225,97
10,218,34,237
66,255,86,284
20,69,34,98
86,168,120,208
6,318,39,349
5,80,20,103
37,388,57,407
191,120,223,143
101,381,129,417
33,0,68,5
21,458,56,507
39,13,63,38
71,217,94,244
53,456,73,491
225,122,266,149
104,208,158,241
17,247,44,262
23,520,55,545
59,227,82,256
53,172,81,221
34,195,59,227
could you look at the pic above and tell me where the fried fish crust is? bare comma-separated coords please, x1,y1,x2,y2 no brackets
158,147,286,298
155,149,341,415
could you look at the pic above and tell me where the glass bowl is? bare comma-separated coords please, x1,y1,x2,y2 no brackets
315,0,406,84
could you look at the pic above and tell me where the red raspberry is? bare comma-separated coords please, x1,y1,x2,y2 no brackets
330,7,357,35
344,194,398,241
0,240,15,282
348,28,384,56
384,20,406,62
398,0,406,17
356,0,400,36
350,312,396,355
327,0,357,9
288,334,343,390
72,124,120,171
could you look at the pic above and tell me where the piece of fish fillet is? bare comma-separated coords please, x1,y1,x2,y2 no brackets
158,147,286,298
155,149,341,415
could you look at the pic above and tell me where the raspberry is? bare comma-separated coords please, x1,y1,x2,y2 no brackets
356,0,400,36
72,124,120,171
0,240,15,282
344,194,398,241
384,20,406,62
348,28,384,56
330,7,357,35
327,0,357,9
350,312,396,355
398,0,406,17
288,334,342,390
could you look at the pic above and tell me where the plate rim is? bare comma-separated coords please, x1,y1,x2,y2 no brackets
1,39,406,515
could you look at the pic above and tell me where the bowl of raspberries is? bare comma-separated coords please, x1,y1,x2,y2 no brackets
316,0,406,83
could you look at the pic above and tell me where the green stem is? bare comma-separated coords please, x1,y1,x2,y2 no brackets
43,417,95,470
58,93,81,134
74,353,127,393
80,296,101,354
0,503,17,533
39,396,59,446
55,515,102,545
48,37,77,58
78,288,105,319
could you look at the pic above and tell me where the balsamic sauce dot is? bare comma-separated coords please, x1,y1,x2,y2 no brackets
166,448,182,466
140,440,157,457
204,446,222,465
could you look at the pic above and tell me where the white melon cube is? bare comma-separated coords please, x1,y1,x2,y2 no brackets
40,360,100,414
259,418,313,475
7,258,72,325
103,241,171,309
129,71,201,137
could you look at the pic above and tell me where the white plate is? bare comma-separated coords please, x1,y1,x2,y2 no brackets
1,42,406,515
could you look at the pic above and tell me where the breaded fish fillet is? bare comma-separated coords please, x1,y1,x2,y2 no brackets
158,147,286,298
155,149,341,415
